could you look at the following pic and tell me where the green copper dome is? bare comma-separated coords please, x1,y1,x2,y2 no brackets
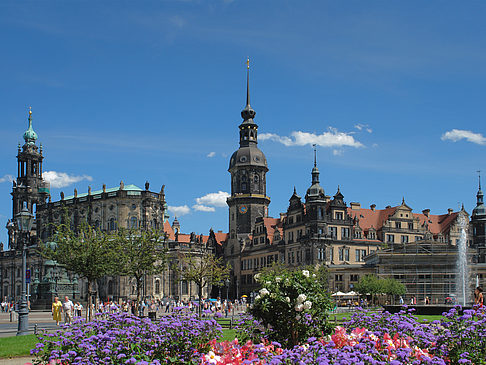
23,108,38,145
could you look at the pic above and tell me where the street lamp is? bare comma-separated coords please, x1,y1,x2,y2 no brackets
225,278,230,302
15,205,33,336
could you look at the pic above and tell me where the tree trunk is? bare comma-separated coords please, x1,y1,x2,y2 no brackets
136,276,142,317
198,281,203,317
87,280,94,321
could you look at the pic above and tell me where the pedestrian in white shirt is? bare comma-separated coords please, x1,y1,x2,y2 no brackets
63,296,74,324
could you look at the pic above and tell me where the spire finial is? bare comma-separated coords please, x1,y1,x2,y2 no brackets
402,196,405,204
313,144,317,167
246,57,250,107
293,186,296,194
478,170,482,190
23,106,38,145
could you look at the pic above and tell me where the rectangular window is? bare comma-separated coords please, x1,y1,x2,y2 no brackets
335,212,344,220
387,234,395,243
396,221,401,229
260,236,265,243
401,235,409,243
341,227,350,239
329,226,337,239
297,251,301,263
339,247,344,261
335,274,343,282
408,223,413,230
344,248,349,261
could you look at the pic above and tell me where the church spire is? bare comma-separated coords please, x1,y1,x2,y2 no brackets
241,57,256,122
311,144,319,184
477,170,483,205
23,107,38,145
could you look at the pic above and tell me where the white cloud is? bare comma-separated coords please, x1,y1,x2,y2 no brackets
42,171,93,188
0,174,14,183
441,129,486,145
195,191,230,207
332,149,343,156
168,205,191,216
207,151,216,158
354,123,373,133
192,204,216,212
259,128,364,149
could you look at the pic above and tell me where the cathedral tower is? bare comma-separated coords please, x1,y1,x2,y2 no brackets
7,108,50,249
227,60,270,245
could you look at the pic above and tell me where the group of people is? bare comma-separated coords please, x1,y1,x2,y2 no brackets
51,296,82,325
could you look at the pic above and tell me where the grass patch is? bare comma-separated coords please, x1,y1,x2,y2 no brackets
0,334,37,359
221,329,236,342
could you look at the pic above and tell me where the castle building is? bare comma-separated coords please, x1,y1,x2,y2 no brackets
225,65,473,300
0,109,220,306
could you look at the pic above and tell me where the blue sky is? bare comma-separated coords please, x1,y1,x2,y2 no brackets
1,1,486,246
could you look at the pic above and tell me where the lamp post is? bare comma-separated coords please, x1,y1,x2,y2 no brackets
225,278,230,302
16,206,33,336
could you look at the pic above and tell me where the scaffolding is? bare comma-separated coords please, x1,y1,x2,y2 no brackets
372,241,472,304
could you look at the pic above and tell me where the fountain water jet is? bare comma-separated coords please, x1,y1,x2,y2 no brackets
456,215,469,306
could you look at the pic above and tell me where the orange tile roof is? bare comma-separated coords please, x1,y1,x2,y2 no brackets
347,206,397,231
348,206,460,236
163,220,175,240
262,217,282,244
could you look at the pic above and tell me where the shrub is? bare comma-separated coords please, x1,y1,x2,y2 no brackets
249,267,333,348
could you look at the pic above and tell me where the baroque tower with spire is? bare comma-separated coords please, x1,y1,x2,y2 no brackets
226,60,270,285
471,171,486,263
7,108,50,250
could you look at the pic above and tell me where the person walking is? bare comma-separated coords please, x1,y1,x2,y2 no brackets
62,296,74,324
52,297,62,326
474,287,484,307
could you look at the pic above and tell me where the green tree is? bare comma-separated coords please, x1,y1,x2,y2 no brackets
180,252,230,317
40,222,118,320
355,274,383,305
250,267,333,348
115,228,168,312
382,277,406,304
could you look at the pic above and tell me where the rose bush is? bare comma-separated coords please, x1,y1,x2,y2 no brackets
250,268,333,348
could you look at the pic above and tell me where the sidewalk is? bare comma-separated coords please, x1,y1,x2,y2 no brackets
0,357,33,365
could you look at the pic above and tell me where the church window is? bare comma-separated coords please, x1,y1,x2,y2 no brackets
155,280,160,294
241,183,247,191
130,217,138,229
109,218,116,231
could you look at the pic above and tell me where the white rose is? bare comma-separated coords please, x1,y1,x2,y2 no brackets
275,277,281,282
255,294,261,301
266,281,271,285
312,274,316,278
259,288,269,296
302,270,310,277
285,297,290,303
295,314,301,320
303,300,312,310
297,294,307,304
294,303,304,312
254,273,260,280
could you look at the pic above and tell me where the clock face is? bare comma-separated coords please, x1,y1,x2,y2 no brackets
239,205,248,214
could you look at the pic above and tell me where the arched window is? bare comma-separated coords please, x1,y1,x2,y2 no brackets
130,217,138,229
155,279,160,294
254,175,259,184
109,218,116,231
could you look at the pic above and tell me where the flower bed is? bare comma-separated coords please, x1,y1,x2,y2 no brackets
31,305,486,364
31,312,222,364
